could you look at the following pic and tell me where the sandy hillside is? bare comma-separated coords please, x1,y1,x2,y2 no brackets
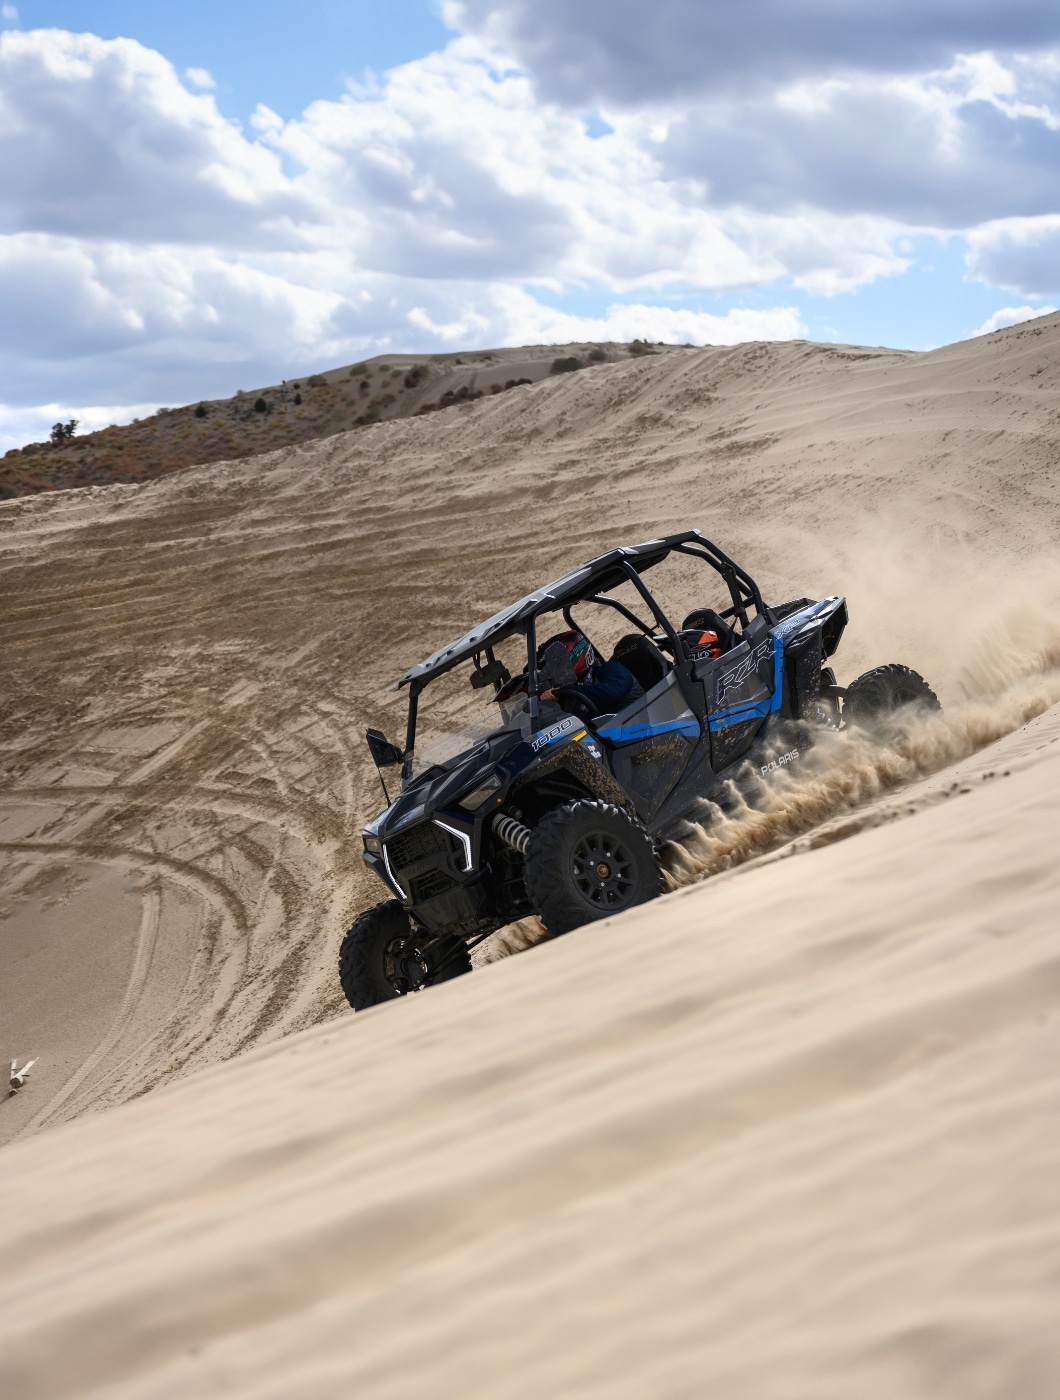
2,704,1060,1400
0,341,664,498
1,314,1060,1395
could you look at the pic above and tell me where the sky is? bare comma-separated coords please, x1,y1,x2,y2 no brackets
2,0,1059,448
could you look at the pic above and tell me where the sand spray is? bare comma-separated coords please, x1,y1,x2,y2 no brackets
664,559,1060,888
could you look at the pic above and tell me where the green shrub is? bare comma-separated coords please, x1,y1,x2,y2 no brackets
194,404,208,418
253,397,268,413
350,363,368,376
551,356,582,374
294,392,302,405
628,339,654,357
588,347,607,362
49,419,78,444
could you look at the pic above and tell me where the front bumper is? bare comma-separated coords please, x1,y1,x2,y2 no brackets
364,816,492,934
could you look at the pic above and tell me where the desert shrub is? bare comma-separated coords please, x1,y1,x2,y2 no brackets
491,383,503,394
628,339,654,357
379,364,390,373
307,374,328,387
350,363,368,376
50,419,78,444
194,404,208,418
294,392,302,405
588,347,607,362
404,365,427,389
551,357,582,374
253,397,268,413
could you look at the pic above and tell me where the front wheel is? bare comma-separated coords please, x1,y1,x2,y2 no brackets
338,900,472,1011
843,664,941,732
523,800,662,936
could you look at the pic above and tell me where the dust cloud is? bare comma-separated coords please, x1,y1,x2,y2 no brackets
665,561,1060,887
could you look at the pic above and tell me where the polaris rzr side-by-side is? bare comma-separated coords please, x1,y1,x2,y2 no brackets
340,529,939,1010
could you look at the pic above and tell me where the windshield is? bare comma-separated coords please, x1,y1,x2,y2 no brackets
405,633,533,782
409,695,532,781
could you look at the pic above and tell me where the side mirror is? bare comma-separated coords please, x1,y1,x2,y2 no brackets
366,728,403,768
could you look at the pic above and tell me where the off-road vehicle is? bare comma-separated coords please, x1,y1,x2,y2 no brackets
341,529,938,1009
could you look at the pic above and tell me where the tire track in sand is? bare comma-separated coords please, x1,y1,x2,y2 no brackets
14,884,162,1138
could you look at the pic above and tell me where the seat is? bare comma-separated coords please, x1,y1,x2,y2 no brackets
681,607,736,653
610,633,670,691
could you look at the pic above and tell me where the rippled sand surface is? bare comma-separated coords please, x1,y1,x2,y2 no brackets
2,315,1059,1397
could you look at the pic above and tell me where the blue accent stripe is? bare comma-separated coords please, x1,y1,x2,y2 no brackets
598,717,701,743
707,635,785,733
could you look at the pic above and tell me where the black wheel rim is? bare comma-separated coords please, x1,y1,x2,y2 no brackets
570,829,638,911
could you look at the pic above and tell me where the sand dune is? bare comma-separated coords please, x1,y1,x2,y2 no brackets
1,314,1060,1395
2,705,1059,1398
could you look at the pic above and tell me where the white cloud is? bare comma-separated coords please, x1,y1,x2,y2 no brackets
2,19,1059,443
966,215,1060,293
184,66,215,90
449,1,1060,103
0,30,308,245
481,288,805,346
657,52,1060,229
968,304,1057,336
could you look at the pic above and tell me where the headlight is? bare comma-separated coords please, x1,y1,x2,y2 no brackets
363,834,382,854
458,774,503,810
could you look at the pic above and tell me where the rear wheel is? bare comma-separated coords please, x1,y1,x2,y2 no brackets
338,899,472,1011
523,800,662,936
843,664,941,731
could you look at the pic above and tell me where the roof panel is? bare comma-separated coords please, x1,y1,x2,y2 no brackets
397,534,691,688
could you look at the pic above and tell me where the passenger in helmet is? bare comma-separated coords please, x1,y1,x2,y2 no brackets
539,629,643,714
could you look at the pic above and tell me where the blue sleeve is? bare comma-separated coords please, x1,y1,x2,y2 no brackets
566,660,639,709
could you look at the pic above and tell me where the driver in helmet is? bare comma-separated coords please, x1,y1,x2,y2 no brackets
539,630,643,713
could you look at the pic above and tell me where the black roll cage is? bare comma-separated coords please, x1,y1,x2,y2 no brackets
398,531,768,780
